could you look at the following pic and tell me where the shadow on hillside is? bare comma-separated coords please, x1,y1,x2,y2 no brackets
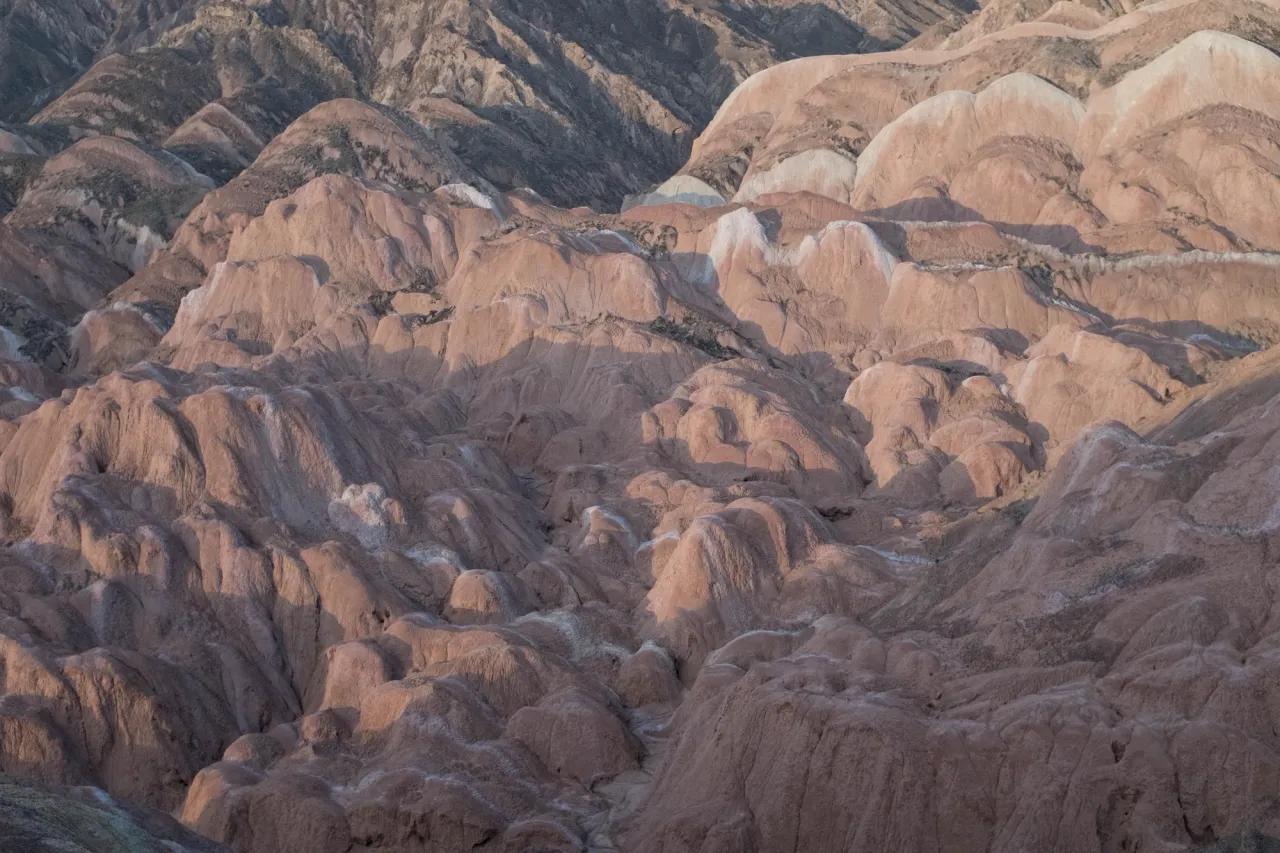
865,197,1107,254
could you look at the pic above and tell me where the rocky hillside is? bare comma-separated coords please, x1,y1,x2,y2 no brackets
1,0,972,206
2,0,1280,850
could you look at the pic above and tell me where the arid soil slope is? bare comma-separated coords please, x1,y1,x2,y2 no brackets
3,0,1280,850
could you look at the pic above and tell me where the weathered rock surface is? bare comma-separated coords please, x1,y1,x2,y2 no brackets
0,775,228,853
3,0,1280,851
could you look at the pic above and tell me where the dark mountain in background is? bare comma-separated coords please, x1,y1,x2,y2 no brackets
2,0,972,206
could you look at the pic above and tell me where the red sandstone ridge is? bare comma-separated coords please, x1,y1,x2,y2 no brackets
2,0,1280,850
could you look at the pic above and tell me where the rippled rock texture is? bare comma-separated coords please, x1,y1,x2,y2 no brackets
3,0,1280,851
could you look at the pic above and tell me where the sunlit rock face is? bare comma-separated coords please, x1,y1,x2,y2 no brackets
4,0,1280,850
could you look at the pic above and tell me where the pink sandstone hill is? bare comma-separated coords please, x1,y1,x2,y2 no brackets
2,0,1280,850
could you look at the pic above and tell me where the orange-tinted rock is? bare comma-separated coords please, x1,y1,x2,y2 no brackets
3,3,1280,851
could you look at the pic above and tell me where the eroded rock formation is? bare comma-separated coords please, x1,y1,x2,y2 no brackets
2,0,1280,850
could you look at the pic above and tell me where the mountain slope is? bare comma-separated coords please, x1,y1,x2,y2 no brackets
2,0,1280,851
